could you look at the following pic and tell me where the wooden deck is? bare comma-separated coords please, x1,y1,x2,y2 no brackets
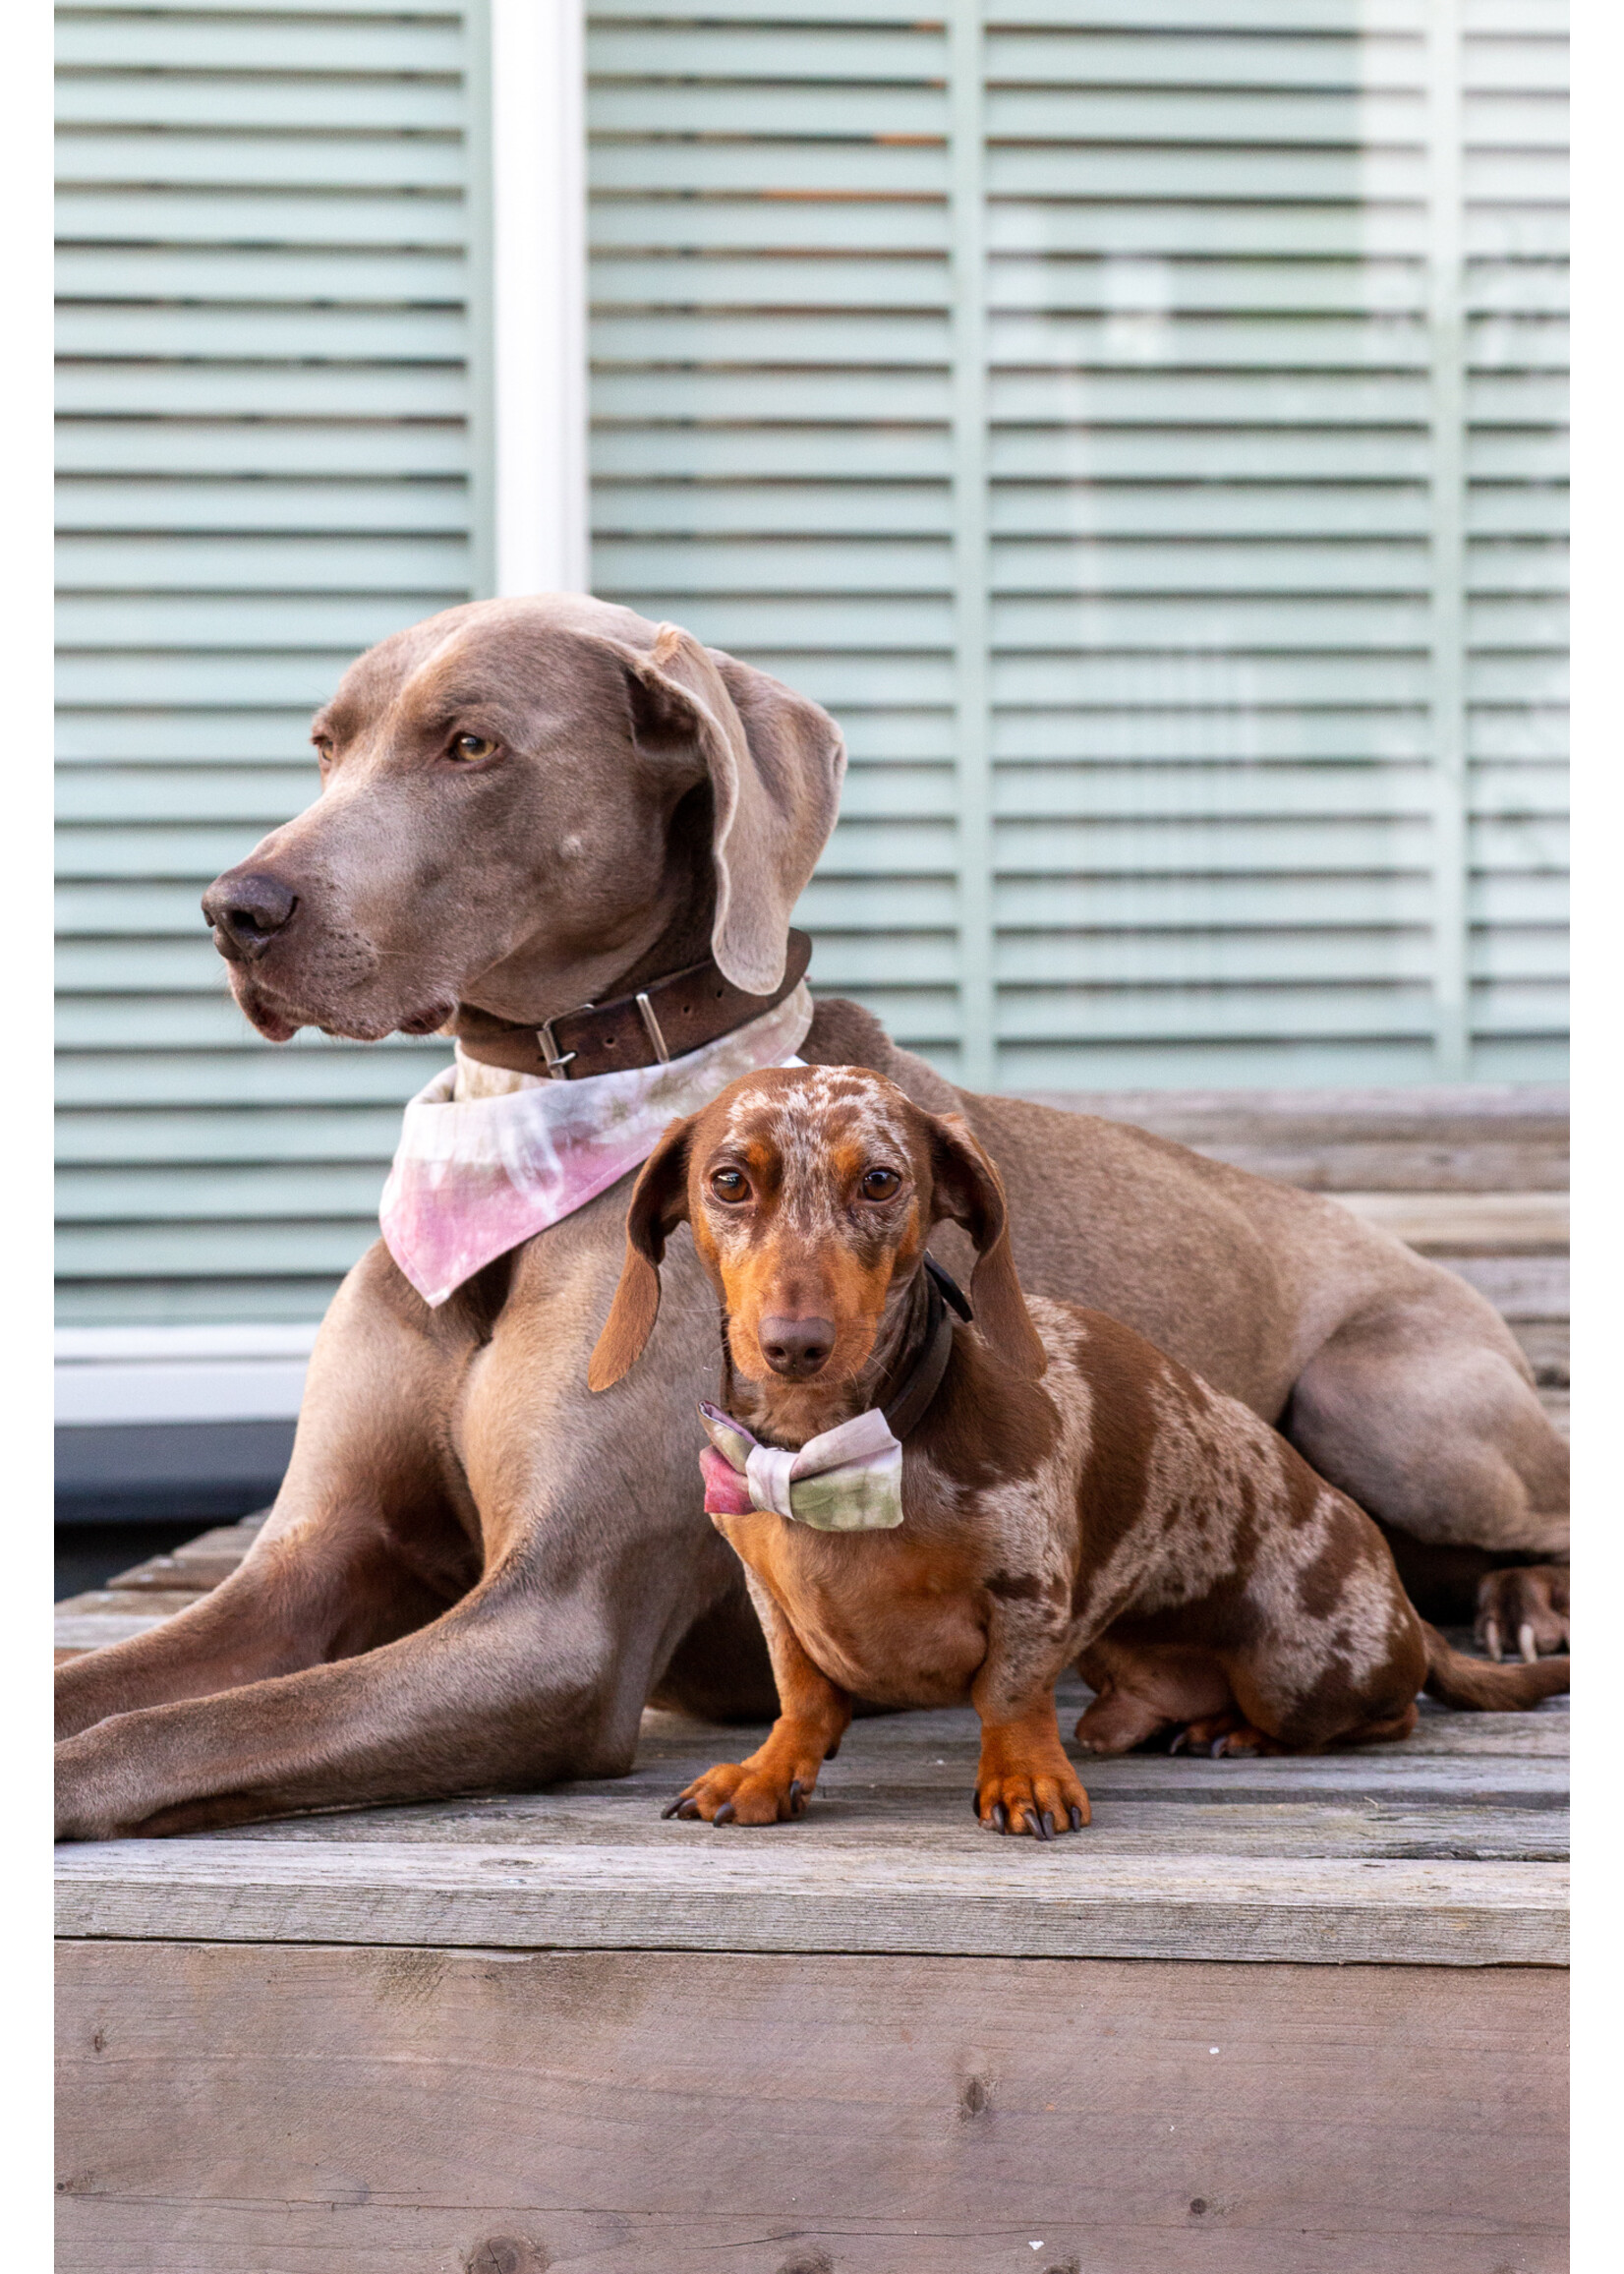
55,1089,1569,2273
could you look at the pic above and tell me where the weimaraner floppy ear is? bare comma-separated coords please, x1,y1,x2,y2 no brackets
609,623,846,995
925,1112,1050,1381
589,1114,697,1391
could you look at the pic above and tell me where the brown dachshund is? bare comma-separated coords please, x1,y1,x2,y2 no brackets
591,1065,1568,1837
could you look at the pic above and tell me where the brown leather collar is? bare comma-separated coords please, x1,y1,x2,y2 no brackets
449,929,813,1080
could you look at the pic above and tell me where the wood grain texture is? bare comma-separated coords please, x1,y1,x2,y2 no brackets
55,1838,1568,1966
1325,1190,1567,1254
54,1682,1568,1964
55,1940,1568,2274
1021,1088,1569,1195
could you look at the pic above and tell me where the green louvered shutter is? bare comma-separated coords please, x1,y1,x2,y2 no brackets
55,0,493,1325
587,0,1567,1090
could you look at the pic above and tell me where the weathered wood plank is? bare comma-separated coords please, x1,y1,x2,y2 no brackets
104,1513,265,1594
1022,1086,1569,1196
196,1796,1567,1864
54,1589,207,1657
1515,1317,1569,1384
1326,1190,1567,1254
1441,1253,1568,1318
54,1940,1569,2274
55,1837,1568,1965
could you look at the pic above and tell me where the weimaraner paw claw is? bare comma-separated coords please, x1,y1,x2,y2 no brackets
1476,1564,1569,1662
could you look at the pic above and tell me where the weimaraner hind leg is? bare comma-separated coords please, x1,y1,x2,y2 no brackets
1283,1285,1569,1656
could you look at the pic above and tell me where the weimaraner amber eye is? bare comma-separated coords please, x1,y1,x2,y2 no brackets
861,1167,901,1199
450,732,496,761
710,1168,749,1202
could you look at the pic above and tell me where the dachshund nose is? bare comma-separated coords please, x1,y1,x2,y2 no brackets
202,872,297,962
759,1315,836,1379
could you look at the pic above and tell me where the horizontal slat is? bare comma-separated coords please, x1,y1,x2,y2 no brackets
56,1222,381,1276
55,1276,347,1324
598,537,1439,595
997,988,1435,1043
593,482,1447,541
58,1163,388,1223
990,817,1431,871
57,479,472,536
57,593,463,649
57,534,471,592
55,1047,447,1109
57,245,470,302
990,765,1433,820
600,310,1441,372
55,188,473,249
56,17,466,74
594,254,1438,318
57,425,473,479
58,771,309,825
56,368,472,418
56,1106,408,1165
55,131,471,193
57,305,469,358
56,77,466,134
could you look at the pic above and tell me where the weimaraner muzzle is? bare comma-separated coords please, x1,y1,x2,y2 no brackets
54,595,1569,1839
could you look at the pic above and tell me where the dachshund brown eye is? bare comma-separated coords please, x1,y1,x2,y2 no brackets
710,1168,748,1202
861,1167,900,1199
450,733,495,761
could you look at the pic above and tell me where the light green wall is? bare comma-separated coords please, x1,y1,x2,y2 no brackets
588,0,1569,1091
55,0,494,1325
56,0,1568,1328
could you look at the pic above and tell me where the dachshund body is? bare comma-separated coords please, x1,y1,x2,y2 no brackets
593,1065,1567,1837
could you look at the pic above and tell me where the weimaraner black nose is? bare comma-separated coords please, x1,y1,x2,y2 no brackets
202,871,298,962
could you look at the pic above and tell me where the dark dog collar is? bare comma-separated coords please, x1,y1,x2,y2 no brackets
881,1258,971,1440
451,930,814,1080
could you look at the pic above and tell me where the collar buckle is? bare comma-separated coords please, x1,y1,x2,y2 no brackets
536,1015,578,1079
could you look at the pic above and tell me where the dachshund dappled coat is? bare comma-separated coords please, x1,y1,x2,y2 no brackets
591,1066,1568,1839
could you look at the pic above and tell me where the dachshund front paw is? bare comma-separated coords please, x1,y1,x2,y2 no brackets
661,1759,812,1827
973,1762,1091,1839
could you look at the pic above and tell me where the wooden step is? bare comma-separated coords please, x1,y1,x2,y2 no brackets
1329,1190,1567,1255
1024,1084,1569,1193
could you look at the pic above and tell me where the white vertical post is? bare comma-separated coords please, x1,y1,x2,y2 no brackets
488,0,589,596
947,0,995,1093
1426,0,1471,1080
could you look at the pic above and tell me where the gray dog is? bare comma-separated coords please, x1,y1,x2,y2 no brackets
54,596,1568,1839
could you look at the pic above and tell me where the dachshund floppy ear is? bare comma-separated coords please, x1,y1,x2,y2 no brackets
925,1113,1048,1380
588,1116,695,1391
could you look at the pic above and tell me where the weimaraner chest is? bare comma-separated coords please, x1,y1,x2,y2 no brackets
53,596,1568,1839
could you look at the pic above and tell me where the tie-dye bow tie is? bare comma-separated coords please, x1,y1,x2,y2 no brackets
697,1402,905,1533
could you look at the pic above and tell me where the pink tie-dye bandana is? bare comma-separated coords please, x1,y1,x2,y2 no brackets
379,983,814,1307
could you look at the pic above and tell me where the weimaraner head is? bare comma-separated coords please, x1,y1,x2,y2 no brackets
200,594,847,1041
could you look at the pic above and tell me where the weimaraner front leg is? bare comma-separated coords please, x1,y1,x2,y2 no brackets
53,1473,735,1839
55,1256,476,1744
54,1254,739,1838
